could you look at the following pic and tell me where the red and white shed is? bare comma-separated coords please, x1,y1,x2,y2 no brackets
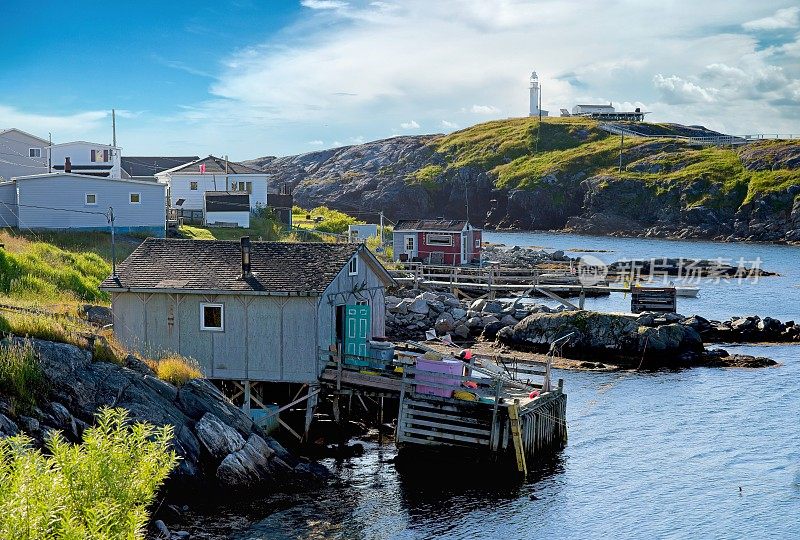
392,219,482,265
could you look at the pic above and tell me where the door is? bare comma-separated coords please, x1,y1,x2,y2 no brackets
404,234,417,258
461,233,468,265
344,304,371,360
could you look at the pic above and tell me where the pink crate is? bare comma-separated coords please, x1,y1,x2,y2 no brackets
415,357,464,397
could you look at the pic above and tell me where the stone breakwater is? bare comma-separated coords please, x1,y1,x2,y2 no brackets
385,291,568,342
385,292,796,368
0,338,328,498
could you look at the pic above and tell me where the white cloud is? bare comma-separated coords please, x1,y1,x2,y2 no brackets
743,6,799,31
0,105,112,142
6,1,800,156
400,120,420,129
469,104,501,115
301,0,349,10
441,120,459,129
308,139,324,145
653,74,716,104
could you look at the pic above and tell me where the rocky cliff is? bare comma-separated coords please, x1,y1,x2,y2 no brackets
246,118,800,242
0,338,326,499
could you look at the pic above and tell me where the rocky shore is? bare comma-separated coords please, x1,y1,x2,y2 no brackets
0,337,328,498
385,290,796,369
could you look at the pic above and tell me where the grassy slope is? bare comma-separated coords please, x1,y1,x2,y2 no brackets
429,117,799,204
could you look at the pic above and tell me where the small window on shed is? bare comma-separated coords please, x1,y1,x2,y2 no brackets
190,181,198,190
85,193,97,205
348,257,359,276
426,233,452,246
200,303,224,331
475,238,481,248
29,148,41,158
129,193,141,204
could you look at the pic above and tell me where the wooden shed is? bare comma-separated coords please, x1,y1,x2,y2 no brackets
393,219,482,265
100,238,395,384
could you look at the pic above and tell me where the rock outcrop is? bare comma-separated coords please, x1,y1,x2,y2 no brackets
0,338,327,497
496,311,704,365
244,121,799,243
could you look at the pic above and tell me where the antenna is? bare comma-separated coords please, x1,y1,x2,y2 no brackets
112,109,116,147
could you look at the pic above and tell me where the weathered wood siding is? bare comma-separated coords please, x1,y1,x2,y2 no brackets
109,249,388,383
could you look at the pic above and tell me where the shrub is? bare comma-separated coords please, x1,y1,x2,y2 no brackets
0,408,179,539
0,340,47,413
145,356,202,387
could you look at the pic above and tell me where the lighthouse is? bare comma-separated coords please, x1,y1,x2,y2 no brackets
529,71,548,117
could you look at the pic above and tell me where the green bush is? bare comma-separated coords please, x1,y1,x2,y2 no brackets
0,340,47,414
0,408,179,540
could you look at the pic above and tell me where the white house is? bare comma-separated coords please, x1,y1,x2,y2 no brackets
155,156,268,212
48,141,122,179
0,172,166,236
0,128,49,181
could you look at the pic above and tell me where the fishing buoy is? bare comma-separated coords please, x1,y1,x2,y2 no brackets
529,390,540,399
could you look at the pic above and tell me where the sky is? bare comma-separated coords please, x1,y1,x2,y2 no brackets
1,0,799,160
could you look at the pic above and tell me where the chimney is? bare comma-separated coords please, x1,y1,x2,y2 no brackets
240,236,252,277
64,157,72,173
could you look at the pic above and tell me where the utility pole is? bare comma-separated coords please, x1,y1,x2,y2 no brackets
535,82,543,153
48,132,52,172
107,207,117,277
112,109,117,147
619,130,624,172
379,210,384,250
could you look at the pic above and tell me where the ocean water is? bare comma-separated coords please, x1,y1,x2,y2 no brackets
227,233,800,540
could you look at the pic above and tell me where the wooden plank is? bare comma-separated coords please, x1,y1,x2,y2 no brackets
398,426,490,445
402,408,490,426
401,417,492,436
508,402,527,475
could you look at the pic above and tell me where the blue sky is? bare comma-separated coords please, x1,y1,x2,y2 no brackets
1,1,799,159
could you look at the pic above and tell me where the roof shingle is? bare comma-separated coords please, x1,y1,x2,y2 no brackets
394,219,469,232
101,239,363,294
163,156,265,175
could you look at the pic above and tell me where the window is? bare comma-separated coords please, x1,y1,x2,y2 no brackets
90,149,110,162
29,148,41,158
348,257,359,276
236,181,253,194
426,233,452,246
405,236,415,252
129,193,141,204
200,303,224,331
190,181,198,190
85,193,97,205
475,238,481,248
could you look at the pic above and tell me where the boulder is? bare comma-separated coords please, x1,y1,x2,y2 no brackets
451,308,467,320
481,315,499,326
195,413,246,461
481,321,508,340
453,324,470,339
465,316,483,329
444,298,462,308
470,299,487,312
216,433,275,490
499,315,518,327
482,302,504,314
0,413,19,437
408,298,430,315
435,313,456,334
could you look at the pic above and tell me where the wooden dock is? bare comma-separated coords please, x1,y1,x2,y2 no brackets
316,344,568,472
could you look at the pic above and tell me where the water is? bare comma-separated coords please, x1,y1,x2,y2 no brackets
228,233,800,539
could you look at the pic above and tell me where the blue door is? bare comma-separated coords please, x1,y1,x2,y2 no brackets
344,304,371,363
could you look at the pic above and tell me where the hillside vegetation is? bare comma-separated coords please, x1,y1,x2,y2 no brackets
250,117,800,242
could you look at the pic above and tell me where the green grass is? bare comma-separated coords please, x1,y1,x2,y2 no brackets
0,407,178,540
407,164,443,190
428,118,799,211
0,340,47,414
291,205,363,234
180,208,286,242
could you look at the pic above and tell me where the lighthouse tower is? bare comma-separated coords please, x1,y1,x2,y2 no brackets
529,71,548,117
